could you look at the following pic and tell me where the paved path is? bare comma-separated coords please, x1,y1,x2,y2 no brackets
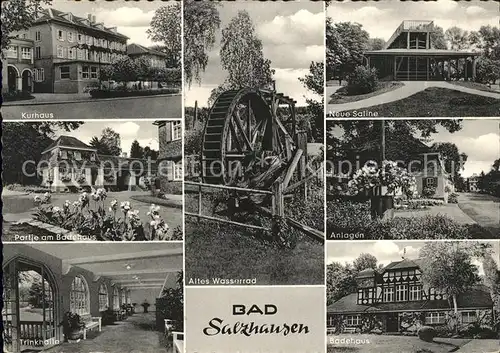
454,339,500,353
395,203,477,225
457,192,500,236
327,81,500,113
44,313,172,353
2,94,181,119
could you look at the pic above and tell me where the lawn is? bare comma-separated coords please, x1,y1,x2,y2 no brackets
449,81,500,93
184,187,324,285
340,87,500,117
326,334,470,353
329,82,405,104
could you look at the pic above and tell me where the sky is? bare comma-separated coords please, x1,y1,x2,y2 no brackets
43,0,176,47
53,121,162,156
184,0,324,108
326,240,500,276
327,0,499,42
329,119,500,177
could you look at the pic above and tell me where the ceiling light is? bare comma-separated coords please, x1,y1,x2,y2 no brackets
125,264,132,270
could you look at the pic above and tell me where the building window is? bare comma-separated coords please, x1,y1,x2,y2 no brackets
21,47,31,60
56,45,64,58
68,32,74,42
99,283,109,311
425,312,446,325
86,35,92,45
121,291,126,307
174,161,183,181
409,285,422,301
7,46,18,58
113,287,120,310
35,46,41,59
91,66,98,79
77,48,84,60
396,284,408,302
425,177,437,187
60,150,68,159
461,311,476,324
383,287,394,302
345,315,360,327
172,121,181,141
90,153,96,161
60,66,70,80
57,30,64,41
70,275,89,315
82,66,90,79
78,33,84,43
34,68,45,82
35,31,41,41
74,151,82,161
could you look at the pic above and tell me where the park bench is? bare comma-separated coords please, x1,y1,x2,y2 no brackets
81,314,101,339
343,327,357,334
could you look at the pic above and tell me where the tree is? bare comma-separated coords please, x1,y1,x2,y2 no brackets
353,253,378,272
368,38,385,51
143,146,159,160
147,4,181,68
130,140,144,159
90,128,121,156
431,142,467,182
208,10,275,105
445,26,470,50
419,242,482,319
183,0,221,86
1,0,51,51
326,21,369,79
2,122,83,185
326,262,357,305
299,61,324,141
482,254,500,324
429,24,447,50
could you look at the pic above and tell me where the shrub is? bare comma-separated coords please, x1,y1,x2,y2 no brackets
346,66,379,95
89,87,179,99
417,326,436,342
448,193,459,204
3,90,35,102
422,186,437,198
326,199,371,230
153,181,183,196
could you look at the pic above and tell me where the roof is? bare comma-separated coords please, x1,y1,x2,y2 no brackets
382,258,424,272
347,135,433,160
34,8,128,40
42,136,95,154
357,268,377,278
365,49,478,56
127,43,168,58
158,140,182,160
98,155,158,171
327,285,493,314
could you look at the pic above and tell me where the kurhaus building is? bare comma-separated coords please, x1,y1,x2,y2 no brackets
5,8,129,94
327,258,494,334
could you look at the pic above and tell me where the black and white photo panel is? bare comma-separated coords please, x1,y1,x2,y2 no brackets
3,120,183,241
183,0,326,285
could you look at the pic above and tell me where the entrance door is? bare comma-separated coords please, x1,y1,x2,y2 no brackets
2,259,58,353
22,70,32,92
8,66,18,92
386,313,399,333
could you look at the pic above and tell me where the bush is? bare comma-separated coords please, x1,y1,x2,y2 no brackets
417,326,436,342
448,193,459,204
3,90,35,102
89,87,179,99
346,66,379,95
422,186,437,198
153,181,183,196
326,199,371,230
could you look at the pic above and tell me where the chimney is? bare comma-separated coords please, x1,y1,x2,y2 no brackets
92,15,96,24
88,14,92,22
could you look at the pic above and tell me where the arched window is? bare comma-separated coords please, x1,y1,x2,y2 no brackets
113,287,119,310
98,283,108,311
126,290,131,304
70,275,89,315
121,290,126,307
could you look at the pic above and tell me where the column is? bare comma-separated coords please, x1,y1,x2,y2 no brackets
407,32,410,49
464,57,467,81
426,32,430,49
394,56,397,79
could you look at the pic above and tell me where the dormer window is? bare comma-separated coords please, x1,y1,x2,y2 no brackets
357,288,374,305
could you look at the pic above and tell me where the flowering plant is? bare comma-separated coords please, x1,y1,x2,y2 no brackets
347,160,416,196
33,192,52,206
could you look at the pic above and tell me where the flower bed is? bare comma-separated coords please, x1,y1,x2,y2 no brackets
32,188,182,241
89,87,179,99
394,198,445,210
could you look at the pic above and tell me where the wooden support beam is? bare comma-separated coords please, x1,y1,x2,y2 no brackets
185,212,270,231
272,181,284,217
283,149,303,189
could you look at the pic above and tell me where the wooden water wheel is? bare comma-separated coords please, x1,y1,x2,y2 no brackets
201,88,298,188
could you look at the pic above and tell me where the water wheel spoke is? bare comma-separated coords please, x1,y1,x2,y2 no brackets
228,120,244,153
233,110,254,151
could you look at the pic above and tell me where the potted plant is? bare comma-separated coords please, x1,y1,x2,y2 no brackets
62,312,85,341
141,300,150,313
101,307,116,326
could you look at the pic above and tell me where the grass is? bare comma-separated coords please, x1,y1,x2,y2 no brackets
2,222,62,241
184,190,324,285
449,81,500,93
340,87,500,117
326,334,471,353
329,82,405,104
129,195,182,210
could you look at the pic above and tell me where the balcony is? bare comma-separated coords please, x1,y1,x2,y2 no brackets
384,20,434,50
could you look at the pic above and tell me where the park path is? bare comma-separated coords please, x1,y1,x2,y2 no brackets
327,81,500,113
453,339,500,353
